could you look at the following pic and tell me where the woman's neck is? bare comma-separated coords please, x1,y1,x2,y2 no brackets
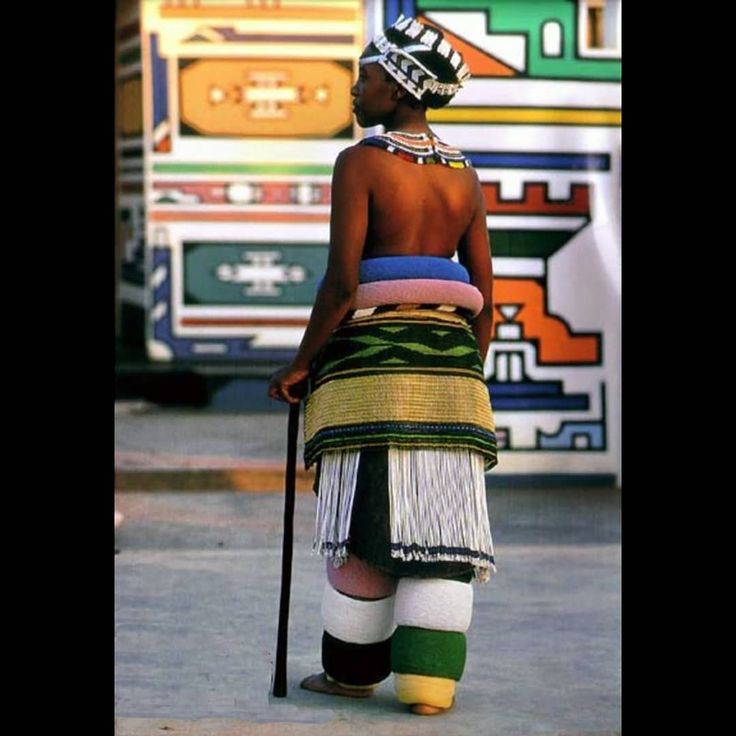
383,105,430,134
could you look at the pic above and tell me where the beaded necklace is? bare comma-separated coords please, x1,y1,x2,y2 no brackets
358,130,471,168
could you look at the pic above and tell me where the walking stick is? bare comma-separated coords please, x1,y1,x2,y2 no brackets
272,384,305,698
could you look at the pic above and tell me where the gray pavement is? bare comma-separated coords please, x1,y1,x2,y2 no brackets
114,404,621,735
115,401,299,463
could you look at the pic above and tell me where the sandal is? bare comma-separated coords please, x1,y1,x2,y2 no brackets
300,671,375,699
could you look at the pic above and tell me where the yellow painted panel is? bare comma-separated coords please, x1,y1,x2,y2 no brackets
429,106,621,126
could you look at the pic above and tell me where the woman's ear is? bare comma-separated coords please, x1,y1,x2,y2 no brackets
391,83,409,102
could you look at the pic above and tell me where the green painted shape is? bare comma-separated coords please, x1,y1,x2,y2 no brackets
418,0,620,81
379,326,408,333
381,358,410,364
183,242,327,306
489,229,575,258
153,162,333,175
432,329,451,337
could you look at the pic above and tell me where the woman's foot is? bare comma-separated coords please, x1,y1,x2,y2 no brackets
410,697,455,715
300,671,375,698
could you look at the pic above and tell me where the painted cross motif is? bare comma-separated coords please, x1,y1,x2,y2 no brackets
215,70,331,120
216,250,306,297
241,70,295,120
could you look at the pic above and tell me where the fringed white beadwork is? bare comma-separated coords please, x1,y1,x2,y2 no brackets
387,448,497,582
312,450,361,567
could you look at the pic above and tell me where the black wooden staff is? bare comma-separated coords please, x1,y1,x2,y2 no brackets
272,392,303,698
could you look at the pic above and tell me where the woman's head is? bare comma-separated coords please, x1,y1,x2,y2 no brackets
359,15,471,110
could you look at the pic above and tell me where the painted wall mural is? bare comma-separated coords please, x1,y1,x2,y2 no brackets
139,0,362,362
395,0,622,478
125,0,621,481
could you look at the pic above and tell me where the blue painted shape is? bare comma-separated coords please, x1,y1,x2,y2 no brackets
384,0,417,24
488,376,589,410
151,247,301,362
491,395,589,411
467,151,610,171
384,0,400,23
401,0,417,19
150,34,168,129
489,381,564,397
539,421,605,449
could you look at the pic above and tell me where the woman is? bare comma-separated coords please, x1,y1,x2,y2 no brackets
268,14,497,716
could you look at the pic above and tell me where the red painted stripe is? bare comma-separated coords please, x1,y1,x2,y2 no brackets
153,181,229,203
153,181,332,205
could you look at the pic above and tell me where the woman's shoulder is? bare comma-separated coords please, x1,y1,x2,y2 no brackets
334,140,386,169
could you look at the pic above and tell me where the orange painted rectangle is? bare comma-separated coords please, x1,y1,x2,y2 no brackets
482,183,590,215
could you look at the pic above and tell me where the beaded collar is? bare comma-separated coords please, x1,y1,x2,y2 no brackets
358,130,471,168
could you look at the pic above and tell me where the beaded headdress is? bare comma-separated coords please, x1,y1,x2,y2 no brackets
359,14,471,109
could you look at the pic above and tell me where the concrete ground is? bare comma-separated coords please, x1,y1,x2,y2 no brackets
114,403,621,736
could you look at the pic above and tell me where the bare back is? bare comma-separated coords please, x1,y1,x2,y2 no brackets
357,144,479,259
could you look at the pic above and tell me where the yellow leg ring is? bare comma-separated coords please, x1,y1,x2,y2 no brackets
394,673,456,708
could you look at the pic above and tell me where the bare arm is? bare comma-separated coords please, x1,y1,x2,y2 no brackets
268,146,369,402
457,173,494,364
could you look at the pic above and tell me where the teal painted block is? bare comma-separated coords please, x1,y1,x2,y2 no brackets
182,242,327,306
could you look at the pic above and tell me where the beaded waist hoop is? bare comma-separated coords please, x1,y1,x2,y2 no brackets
304,256,497,582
